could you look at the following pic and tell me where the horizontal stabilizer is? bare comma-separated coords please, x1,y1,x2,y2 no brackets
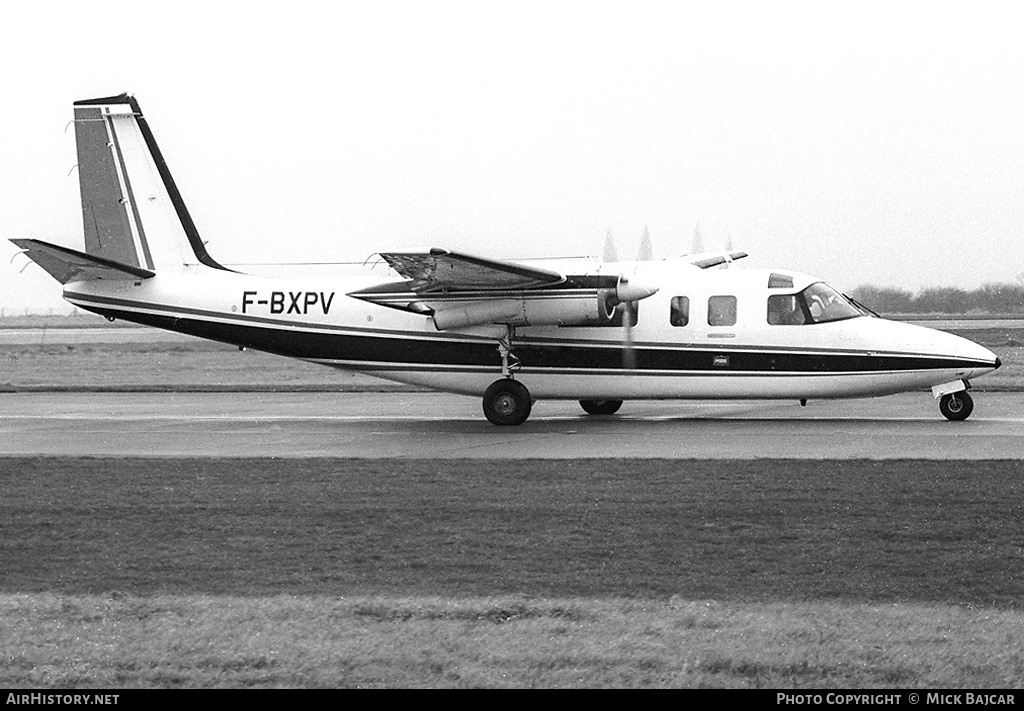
11,238,155,284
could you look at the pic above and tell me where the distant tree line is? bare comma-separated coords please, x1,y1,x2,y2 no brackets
850,282,1024,315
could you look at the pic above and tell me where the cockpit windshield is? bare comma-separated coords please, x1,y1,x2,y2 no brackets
767,282,866,325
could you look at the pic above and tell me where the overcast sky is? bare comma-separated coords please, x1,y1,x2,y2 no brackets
3,0,1022,314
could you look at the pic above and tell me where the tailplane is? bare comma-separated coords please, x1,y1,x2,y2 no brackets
70,93,229,274
11,238,154,284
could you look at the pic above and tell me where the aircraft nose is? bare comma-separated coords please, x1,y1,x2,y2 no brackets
995,356,1002,370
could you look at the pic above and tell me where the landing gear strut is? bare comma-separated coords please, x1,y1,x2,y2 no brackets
483,325,532,426
496,324,520,378
939,391,974,421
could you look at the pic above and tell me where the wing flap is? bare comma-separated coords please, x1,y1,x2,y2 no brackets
378,248,566,291
11,238,155,284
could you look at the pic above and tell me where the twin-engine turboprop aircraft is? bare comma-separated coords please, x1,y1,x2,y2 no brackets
12,94,1001,425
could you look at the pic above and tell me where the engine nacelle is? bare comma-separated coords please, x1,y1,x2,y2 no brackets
432,293,616,331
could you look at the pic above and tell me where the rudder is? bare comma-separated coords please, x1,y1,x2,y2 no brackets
73,94,229,273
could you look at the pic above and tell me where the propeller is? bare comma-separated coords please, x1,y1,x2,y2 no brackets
621,301,637,370
602,227,659,370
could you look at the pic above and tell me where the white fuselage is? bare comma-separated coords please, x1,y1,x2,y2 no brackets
61,259,1001,403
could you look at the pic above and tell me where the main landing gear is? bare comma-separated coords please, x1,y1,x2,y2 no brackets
939,390,974,421
482,325,532,426
483,379,532,426
579,399,623,415
481,326,630,425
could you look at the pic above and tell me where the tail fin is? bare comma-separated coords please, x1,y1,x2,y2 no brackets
72,93,230,273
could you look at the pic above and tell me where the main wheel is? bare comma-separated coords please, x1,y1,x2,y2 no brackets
483,379,532,425
579,399,623,416
939,391,974,421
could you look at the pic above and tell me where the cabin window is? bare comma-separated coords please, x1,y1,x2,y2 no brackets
707,295,737,327
670,296,689,327
768,273,794,289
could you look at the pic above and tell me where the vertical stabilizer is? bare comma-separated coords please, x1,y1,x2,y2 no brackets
73,94,229,273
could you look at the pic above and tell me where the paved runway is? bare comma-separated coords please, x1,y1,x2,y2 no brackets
1,391,1022,459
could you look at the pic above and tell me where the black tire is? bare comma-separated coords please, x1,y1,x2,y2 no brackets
939,391,974,421
579,399,623,416
483,379,532,426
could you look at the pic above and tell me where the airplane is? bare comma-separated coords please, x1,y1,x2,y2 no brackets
11,93,1001,426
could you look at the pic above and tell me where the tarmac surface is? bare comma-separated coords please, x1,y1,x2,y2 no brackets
2,391,1022,459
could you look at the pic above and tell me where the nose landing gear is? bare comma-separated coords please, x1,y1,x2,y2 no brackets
939,390,974,421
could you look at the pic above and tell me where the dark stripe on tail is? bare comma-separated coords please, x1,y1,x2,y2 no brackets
74,93,233,272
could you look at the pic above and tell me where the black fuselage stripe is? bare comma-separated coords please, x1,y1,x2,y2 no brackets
67,291,993,363
75,302,993,375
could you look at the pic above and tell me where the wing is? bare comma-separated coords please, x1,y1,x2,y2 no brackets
688,251,749,269
11,238,156,284
377,248,566,292
354,248,660,331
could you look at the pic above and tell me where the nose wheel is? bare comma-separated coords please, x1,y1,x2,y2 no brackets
939,391,974,421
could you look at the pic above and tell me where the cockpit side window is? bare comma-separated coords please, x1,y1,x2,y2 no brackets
803,283,863,323
767,283,863,325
